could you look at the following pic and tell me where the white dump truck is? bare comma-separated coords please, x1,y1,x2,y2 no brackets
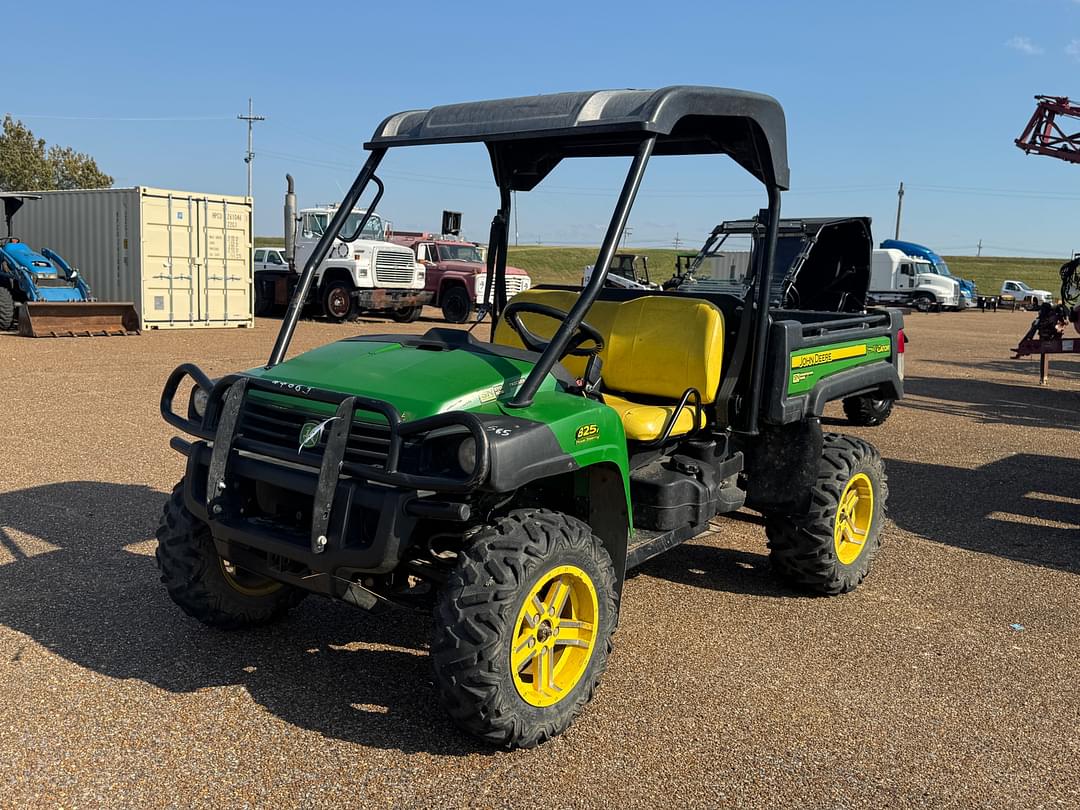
254,178,430,322
868,248,960,312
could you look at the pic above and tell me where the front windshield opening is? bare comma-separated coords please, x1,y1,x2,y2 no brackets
308,211,385,241
437,243,483,263
1016,281,1032,291
934,261,952,276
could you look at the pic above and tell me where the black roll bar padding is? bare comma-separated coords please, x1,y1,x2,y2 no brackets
483,187,511,341
267,148,387,368
160,363,218,439
508,135,657,409
741,190,782,435
638,387,703,449
336,175,385,243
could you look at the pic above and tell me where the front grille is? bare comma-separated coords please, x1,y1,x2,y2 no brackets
236,398,390,470
505,276,530,296
373,249,416,286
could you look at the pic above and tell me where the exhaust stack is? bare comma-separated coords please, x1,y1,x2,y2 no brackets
284,174,297,271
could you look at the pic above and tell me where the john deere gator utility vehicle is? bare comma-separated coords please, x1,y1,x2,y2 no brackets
158,86,905,748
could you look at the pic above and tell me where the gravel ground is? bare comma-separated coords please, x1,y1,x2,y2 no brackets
0,309,1077,808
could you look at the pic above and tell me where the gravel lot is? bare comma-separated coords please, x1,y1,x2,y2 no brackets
1,309,1078,808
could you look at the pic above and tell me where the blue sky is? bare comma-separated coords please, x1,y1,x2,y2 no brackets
5,0,1080,256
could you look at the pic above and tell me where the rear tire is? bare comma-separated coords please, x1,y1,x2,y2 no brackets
155,483,306,629
321,279,355,323
765,433,887,595
390,305,423,323
842,395,894,427
254,278,273,316
0,287,15,331
440,285,473,324
431,509,618,748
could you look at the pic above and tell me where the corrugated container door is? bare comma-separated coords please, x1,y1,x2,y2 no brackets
141,192,199,326
198,197,251,325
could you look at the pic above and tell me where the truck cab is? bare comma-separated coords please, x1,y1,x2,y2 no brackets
289,207,428,322
880,239,976,309
869,248,960,311
395,233,531,323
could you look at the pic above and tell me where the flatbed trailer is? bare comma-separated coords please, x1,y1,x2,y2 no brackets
1013,336,1080,384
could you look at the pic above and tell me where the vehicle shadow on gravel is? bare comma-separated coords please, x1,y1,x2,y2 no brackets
900,375,1080,432
634,515,797,597
886,454,1079,573
0,482,484,756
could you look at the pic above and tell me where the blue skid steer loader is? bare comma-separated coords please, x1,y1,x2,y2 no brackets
0,194,139,337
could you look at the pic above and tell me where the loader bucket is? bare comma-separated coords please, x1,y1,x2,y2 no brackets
18,301,141,337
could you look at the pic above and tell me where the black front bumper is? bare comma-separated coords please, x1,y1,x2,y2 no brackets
162,365,487,586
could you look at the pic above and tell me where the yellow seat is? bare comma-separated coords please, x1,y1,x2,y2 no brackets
600,393,706,441
493,290,725,442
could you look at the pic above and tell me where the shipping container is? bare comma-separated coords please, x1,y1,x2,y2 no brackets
9,187,253,329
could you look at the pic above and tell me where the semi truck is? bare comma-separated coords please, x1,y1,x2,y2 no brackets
254,176,429,322
880,239,976,309
868,248,960,311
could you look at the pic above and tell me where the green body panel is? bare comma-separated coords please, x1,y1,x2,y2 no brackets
243,339,552,420
787,336,892,396
242,337,633,518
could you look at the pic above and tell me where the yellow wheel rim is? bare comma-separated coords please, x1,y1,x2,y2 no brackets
219,558,283,597
834,472,874,565
510,564,599,708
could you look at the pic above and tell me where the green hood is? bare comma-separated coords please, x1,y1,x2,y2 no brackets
244,337,554,420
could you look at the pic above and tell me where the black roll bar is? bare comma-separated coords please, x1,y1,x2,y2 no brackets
508,135,657,408
267,148,387,368
740,189,782,434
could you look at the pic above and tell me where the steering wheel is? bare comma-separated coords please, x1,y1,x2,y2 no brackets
502,301,605,359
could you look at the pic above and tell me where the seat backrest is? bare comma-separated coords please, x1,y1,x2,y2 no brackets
492,289,724,404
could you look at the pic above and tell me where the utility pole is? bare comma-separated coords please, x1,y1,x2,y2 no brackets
893,181,904,240
237,98,266,200
977,239,982,257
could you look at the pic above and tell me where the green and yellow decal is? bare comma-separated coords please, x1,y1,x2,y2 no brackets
788,336,891,396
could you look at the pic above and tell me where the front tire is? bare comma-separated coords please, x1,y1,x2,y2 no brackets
913,294,935,313
0,287,15,331
765,433,887,595
842,395,894,427
321,279,355,322
431,509,618,748
155,483,305,629
440,285,473,324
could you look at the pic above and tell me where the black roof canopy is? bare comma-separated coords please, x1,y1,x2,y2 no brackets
366,85,789,191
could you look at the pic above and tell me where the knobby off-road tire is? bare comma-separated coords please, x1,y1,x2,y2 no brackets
765,433,887,595
0,287,15,331
431,509,618,748
156,483,305,629
842,395,895,427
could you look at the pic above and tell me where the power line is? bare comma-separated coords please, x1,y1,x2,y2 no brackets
6,113,233,121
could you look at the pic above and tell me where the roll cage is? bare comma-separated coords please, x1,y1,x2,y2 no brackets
267,85,790,435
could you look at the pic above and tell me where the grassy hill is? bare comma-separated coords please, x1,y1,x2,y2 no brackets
255,238,1066,297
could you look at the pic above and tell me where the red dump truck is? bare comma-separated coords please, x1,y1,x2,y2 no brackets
390,230,531,323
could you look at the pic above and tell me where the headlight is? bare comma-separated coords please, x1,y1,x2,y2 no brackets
417,266,426,281
456,436,476,472
191,386,210,418
356,265,368,277
416,430,478,478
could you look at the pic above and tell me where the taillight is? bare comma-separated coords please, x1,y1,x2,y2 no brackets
896,329,905,379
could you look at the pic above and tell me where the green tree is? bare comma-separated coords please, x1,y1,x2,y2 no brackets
0,115,112,191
